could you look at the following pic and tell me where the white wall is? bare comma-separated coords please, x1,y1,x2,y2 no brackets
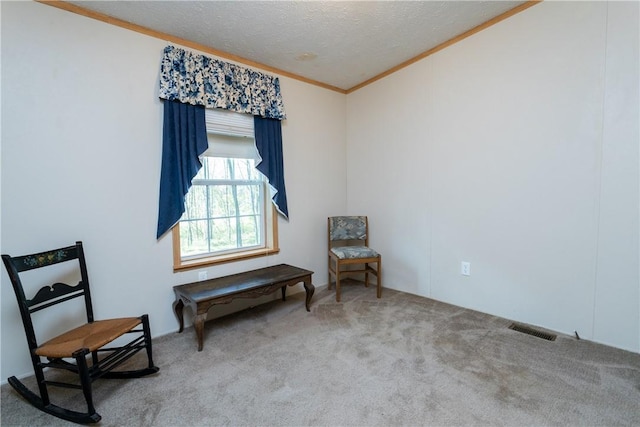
2,1,638,382
346,1,639,352
1,1,346,379
593,1,640,351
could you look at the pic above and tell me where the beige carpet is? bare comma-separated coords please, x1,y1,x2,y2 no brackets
2,282,639,426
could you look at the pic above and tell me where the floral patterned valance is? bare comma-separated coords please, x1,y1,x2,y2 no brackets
159,45,286,120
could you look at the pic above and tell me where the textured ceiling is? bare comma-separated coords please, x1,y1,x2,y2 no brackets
65,1,527,91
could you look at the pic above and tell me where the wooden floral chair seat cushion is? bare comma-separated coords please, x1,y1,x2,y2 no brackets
330,246,379,259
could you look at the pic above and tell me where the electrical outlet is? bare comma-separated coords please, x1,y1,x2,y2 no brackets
461,262,471,276
198,270,208,281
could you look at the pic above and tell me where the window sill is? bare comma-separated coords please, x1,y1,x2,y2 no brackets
173,247,280,272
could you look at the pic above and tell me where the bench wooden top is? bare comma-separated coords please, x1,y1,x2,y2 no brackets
173,263,313,303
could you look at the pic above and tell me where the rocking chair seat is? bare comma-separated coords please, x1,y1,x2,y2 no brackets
35,318,141,359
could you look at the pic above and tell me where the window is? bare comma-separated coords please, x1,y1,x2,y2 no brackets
172,109,279,270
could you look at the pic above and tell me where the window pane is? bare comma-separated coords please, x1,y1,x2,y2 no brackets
239,215,260,246
236,184,262,215
236,159,260,180
179,220,210,257
208,157,229,179
180,183,266,256
210,217,237,252
180,155,267,258
208,185,235,217
184,185,207,219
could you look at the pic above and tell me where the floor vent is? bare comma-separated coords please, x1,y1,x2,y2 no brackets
508,323,557,341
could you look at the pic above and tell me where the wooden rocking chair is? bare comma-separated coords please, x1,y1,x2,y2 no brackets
2,241,159,424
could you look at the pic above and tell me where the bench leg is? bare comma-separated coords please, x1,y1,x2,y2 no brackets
173,299,185,333
281,286,286,301
304,280,315,311
194,313,207,352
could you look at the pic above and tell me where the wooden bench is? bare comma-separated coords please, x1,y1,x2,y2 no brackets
173,264,314,351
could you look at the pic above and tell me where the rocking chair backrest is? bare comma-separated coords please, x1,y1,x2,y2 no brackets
2,241,95,352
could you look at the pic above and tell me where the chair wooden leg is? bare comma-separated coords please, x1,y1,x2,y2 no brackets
141,314,156,370
376,258,382,298
33,356,50,408
335,265,341,302
74,349,98,418
8,376,102,424
8,348,102,424
102,316,159,379
327,256,333,290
